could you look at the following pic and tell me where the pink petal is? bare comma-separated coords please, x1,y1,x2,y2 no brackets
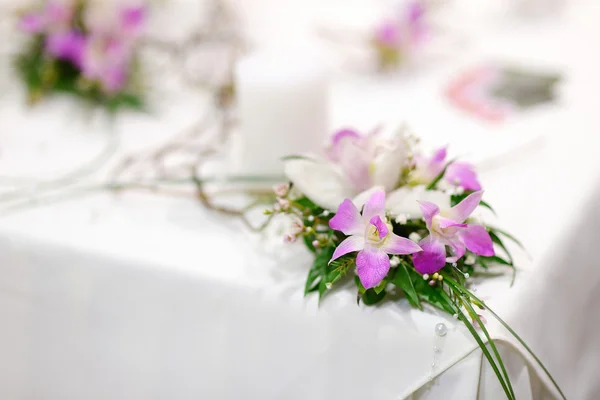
357,247,390,289
459,225,495,257
362,190,386,222
369,216,389,239
330,235,365,263
329,199,364,235
432,147,447,164
445,162,482,191
437,216,467,230
418,201,439,228
326,128,361,162
447,191,483,223
20,14,45,33
121,6,146,34
412,235,446,274
445,236,466,263
380,233,422,255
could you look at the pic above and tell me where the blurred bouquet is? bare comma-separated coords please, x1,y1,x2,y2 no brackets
372,1,428,70
15,0,147,110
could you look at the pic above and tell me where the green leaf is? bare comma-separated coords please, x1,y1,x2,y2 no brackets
459,292,515,399
482,255,512,267
392,261,422,310
413,278,455,314
294,196,322,212
361,288,387,305
492,227,526,251
479,200,497,215
304,245,335,296
445,277,567,400
303,235,316,253
373,279,387,295
489,231,514,264
438,289,515,400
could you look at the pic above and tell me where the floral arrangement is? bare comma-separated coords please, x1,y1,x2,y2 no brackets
270,128,565,400
15,0,147,110
372,1,428,70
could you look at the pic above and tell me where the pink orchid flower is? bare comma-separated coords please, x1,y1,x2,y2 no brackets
373,1,427,50
326,127,407,193
410,147,482,191
80,5,146,94
19,1,74,34
329,190,422,289
412,191,494,275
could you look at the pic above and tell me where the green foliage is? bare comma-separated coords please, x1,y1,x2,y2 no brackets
391,260,422,309
14,36,144,112
304,246,353,302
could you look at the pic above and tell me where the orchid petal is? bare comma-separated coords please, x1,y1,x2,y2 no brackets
418,201,439,228
445,190,483,223
329,235,365,263
328,129,361,162
387,187,451,219
445,162,482,191
412,235,446,274
20,14,45,33
284,159,354,211
329,199,364,236
121,6,146,34
352,186,385,211
356,247,390,289
459,225,495,257
362,190,386,222
446,236,466,263
380,233,422,255
432,147,447,164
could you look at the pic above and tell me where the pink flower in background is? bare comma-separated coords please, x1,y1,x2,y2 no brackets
374,20,403,48
120,6,146,37
412,191,494,275
373,1,427,50
81,37,130,93
410,147,447,186
329,190,422,289
19,1,74,33
45,30,86,66
410,147,482,191
80,5,147,93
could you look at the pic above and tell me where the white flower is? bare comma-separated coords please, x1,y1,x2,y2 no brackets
284,128,408,210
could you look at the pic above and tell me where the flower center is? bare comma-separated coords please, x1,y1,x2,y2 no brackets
366,216,390,243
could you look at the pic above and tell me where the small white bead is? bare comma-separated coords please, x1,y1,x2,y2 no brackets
390,256,400,267
307,215,315,222
322,210,330,217
435,323,448,337
325,282,332,289
423,274,430,280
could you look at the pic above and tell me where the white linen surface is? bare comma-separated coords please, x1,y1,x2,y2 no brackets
0,0,599,399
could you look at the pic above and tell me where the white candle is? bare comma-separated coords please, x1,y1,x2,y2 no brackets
234,52,329,176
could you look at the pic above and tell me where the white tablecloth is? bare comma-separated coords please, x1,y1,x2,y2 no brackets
0,0,599,399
